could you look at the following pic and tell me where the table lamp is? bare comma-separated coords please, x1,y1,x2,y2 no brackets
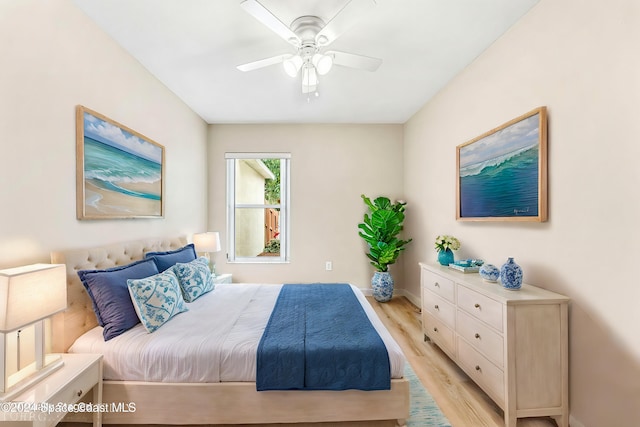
192,232,221,276
0,263,67,400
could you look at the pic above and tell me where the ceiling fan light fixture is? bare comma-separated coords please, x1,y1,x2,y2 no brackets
312,54,333,75
302,83,317,94
302,64,318,88
317,34,329,45
283,55,303,77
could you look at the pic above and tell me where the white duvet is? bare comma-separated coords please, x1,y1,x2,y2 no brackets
70,283,405,383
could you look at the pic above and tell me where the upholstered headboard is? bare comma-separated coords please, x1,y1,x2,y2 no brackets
50,236,188,353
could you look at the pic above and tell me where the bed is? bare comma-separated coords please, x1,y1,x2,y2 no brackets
50,236,410,426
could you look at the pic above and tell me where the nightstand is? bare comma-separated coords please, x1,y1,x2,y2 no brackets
1,353,103,427
212,273,232,284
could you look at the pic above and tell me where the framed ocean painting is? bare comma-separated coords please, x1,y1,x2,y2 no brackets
76,105,165,219
456,107,547,222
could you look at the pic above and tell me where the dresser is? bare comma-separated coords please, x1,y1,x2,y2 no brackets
420,262,569,427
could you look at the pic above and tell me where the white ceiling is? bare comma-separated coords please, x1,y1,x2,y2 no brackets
73,0,539,124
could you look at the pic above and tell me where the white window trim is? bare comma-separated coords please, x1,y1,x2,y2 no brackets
225,153,290,263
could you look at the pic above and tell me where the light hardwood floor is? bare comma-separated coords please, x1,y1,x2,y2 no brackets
61,296,559,427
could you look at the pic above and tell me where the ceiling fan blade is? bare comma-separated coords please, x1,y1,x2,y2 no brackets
237,54,291,72
326,51,382,72
316,0,376,46
240,0,300,46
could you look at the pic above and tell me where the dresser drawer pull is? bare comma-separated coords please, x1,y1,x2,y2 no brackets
474,333,481,339
433,327,438,332
77,390,83,397
474,303,481,309
434,304,439,310
434,282,440,288
475,365,481,372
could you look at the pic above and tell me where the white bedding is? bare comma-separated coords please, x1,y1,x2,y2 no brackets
70,283,405,383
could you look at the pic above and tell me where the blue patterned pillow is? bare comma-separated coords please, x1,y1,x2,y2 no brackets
127,269,188,333
172,257,215,302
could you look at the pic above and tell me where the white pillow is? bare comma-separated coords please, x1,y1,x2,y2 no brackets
127,269,188,333
172,257,215,302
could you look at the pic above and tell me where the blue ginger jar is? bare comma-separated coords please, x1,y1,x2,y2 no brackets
500,258,523,290
479,264,500,282
372,271,394,302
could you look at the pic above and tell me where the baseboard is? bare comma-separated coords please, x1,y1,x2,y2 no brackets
359,287,421,308
359,287,373,296
395,288,420,307
570,415,585,427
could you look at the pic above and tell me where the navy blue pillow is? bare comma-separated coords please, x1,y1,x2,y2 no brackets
78,258,159,341
145,243,197,272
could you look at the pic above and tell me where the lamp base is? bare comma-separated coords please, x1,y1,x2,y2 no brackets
210,261,217,277
0,354,64,401
203,252,217,277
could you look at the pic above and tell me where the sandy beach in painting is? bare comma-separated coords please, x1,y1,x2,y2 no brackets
84,179,162,217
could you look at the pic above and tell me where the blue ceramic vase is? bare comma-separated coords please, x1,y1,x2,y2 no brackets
500,258,523,290
479,264,500,282
437,249,454,266
372,271,394,302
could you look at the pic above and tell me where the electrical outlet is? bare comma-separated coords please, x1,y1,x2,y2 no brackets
325,261,332,271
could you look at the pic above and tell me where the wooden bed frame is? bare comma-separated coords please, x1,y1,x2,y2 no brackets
51,236,410,426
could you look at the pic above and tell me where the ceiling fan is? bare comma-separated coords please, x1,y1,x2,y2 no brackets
237,0,382,95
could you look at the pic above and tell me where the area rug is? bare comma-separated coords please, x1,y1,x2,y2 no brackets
405,362,452,427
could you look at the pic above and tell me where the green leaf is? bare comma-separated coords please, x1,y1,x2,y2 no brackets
373,197,392,210
358,194,412,272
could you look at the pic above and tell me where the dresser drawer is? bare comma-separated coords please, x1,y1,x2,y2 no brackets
457,284,503,331
421,268,455,303
457,309,504,367
458,338,505,405
423,290,456,328
423,312,455,356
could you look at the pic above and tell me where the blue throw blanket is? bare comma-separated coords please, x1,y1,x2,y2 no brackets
256,283,391,391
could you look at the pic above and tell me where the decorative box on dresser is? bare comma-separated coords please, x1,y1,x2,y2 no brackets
419,262,569,427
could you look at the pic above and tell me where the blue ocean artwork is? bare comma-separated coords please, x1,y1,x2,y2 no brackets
459,113,540,218
82,112,162,214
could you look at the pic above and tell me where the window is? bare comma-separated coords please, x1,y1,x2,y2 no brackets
226,153,290,263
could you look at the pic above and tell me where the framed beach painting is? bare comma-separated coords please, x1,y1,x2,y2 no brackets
76,105,165,219
456,107,547,222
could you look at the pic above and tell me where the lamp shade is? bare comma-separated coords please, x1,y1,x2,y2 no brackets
312,54,333,75
0,264,67,333
302,65,318,87
283,55,303,77
193,232,221,253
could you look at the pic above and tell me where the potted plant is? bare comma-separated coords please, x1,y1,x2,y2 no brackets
358,194,412,302
258,238,280,257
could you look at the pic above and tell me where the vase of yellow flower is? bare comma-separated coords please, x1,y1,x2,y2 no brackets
434,235,460,266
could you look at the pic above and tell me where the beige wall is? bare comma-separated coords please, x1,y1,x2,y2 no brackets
403,0,640,426
207,124,405,290
0,0,208,268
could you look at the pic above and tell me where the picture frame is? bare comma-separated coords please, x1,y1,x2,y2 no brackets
76,105,165,219
456,107,547,222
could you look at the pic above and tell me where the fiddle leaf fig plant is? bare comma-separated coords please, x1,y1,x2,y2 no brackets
358,194,412,272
